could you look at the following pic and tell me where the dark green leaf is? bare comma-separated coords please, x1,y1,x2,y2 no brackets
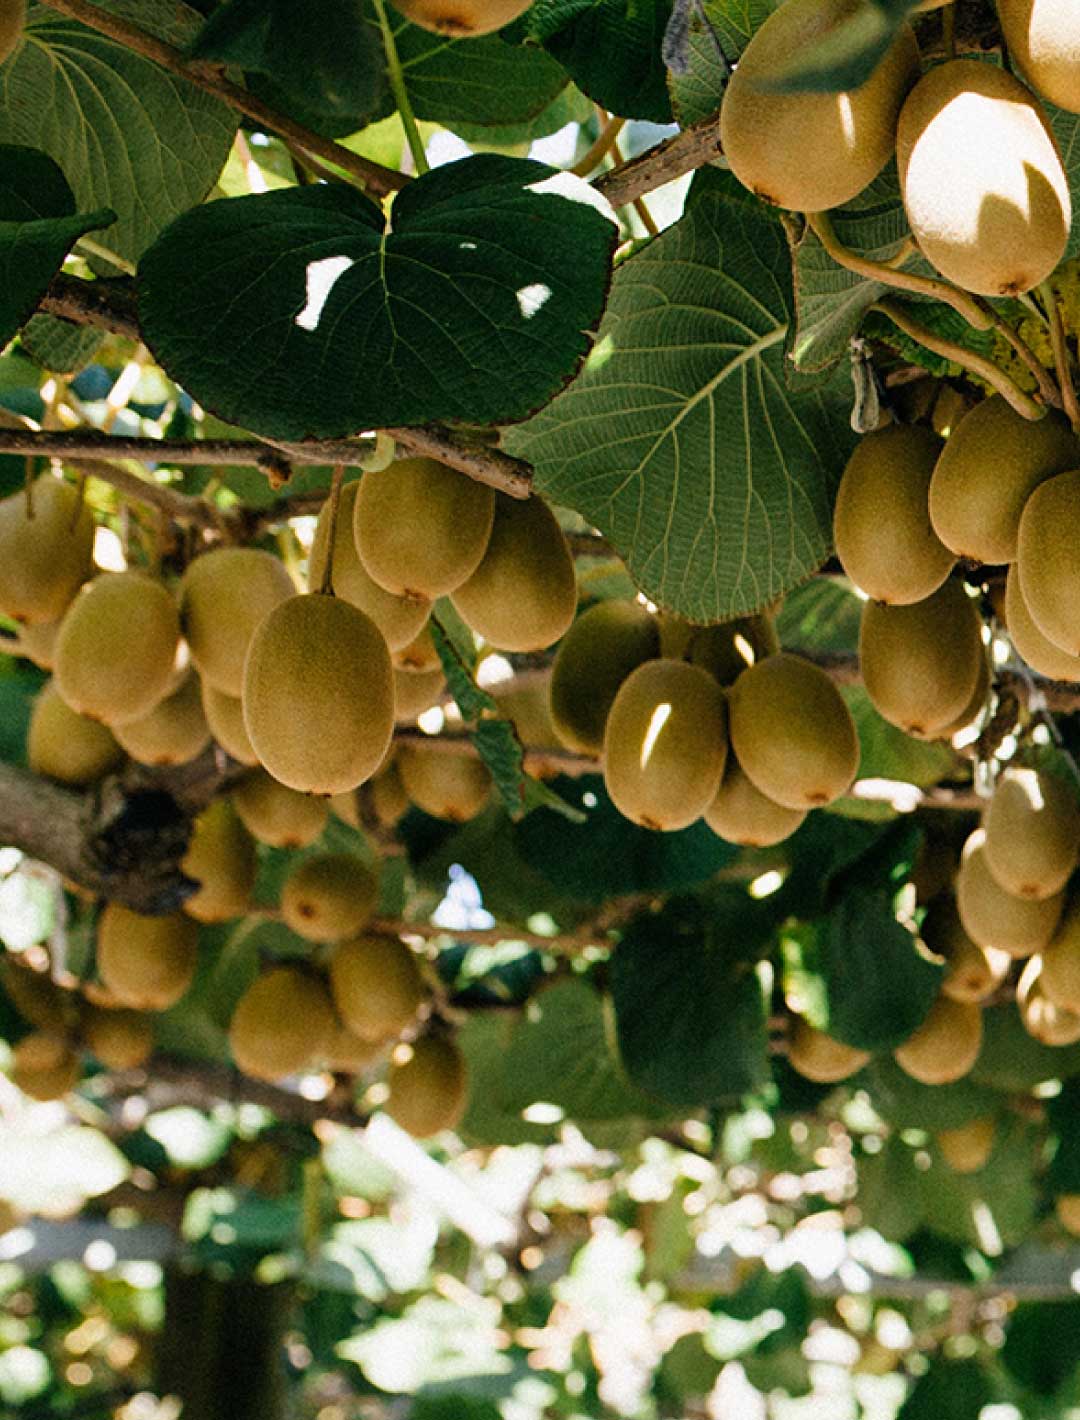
525,0,675,123
898,1356,994,1420
456,1010,557,1147
863,1056,999,1130
1002,1301,1080,1397
667,0,735,125
971,1004,1080,1093
754,0,915,93
919,1117,1039,1252
20,314,105,375
1047,1081,1080,1193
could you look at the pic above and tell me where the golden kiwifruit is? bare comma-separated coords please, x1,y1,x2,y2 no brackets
549,599,661,754
329,935,426,1042
243,593,394,795
719,0,918,211
16,616,61,669
787,1017,870,1082
1,959,70,1034
394,666,445,722
384,1035,468,1138
998,0,1080,114
1037,899,1080,1013
355,458,495,600
280,853,379,943
228,967,336,1081
393,623,440,672
231,769,328,849
936,1116,996,1173
371,758,410,826
201,681,260,765
96,905,199,1010
686,615,779,686
0,0,25,64
929,397,1080,565
908,646,991,742
178,548,294,698
325,1024,390,1074
0,476,94,625
727,652,859,810
182,800,257,924
1017,955,1080,1043
983,765,1080,900
921,896,1011,1004
893,996,983,1084
112,673,210,767
859,580,983,738
834,425,954,604
704,758,807,847
28,680,123,785
55,572,180,725
1057,1194,1080,1236
897,59,1070,296
309,481,431,651
389,0,533,35
956,827,1064,956
82,1006,154,1071
603,658,728,831
451,493,577,652
1018,471,1080,656
493,679,562,753
1004,565,1080,680
11,1032,79,1100
397,744,493,822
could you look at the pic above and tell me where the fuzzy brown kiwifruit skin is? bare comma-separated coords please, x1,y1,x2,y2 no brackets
996,0,1080,116
704,757,807,847
178,548,294,698
329,935,426,1042
956,827,1065,957
280,854,379,943
96,905,199,1011
548,599,661,755
231,768,329,849
921,896,1010,1004
936,1116,996,1173
1058,1193,1080,1236
1017,955,1080,1044
201,682,260,766
384,1035,468,1138
82,1006,154,1071
0,959,71,1034
182,800,257,924
1037,898,1080,1015
389,0,533,35
112,673,211,767
394,666,445,722
1004,564,1080,681
11,1032,80,1101
893,996,983,1084
28,681,123,786
229,967,336,1081
397,745,493,823
0,476,94,625
1017,471,1080,657
982,765,1080,900
787,1017,870,1083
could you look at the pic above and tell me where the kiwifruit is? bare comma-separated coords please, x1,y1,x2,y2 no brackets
930,397,1080,564
243,593,394,795
859,580,983,738
1057,1194,1080,1237
603,658,728,831
309,481,431,651
394,666,445,722
908,646,990,742
228,967,336,1081
833,425,954,604
893,996,983,1084
921,896,1011,1004
384,1035,468,1138
393,623,440,672
201,681,260,766
1036,899,1080,1013
0,0,25,65
727,653,859,810
936,1116,996,1173
956,827,1064,956
549,600,661,754
1017,955,1080,1043
28,680,123,785
181,800,257,924
11,1031,79,1100
0,476,94,625
983,765,1080,900
371,758,410,826
1004,565,1080,681
280,853,379,943
329,935,426,1041
96,905,199,1010
0,959,71,1034
704,757,807,847
897,59,1070,296
112,673,210,767
493,679,562,753
354,458,495,600
55,572,181,725
231,768,329,849
179,548,294,697
15,616,62,670
686,615,779,686
325,1023,390,1074
397,744,493,822
82,1005,154,1071
998,0,1080,114
1018,472,1080,656
451,494,577,652
389,0,533,35
787,1017,870,1083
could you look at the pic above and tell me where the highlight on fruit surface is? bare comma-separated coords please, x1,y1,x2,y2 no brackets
1004,566,1080,681
936,1116,996,1173
396,743,493,823
228,967,336,1081
921,896,1011,1004
787,1017,870,1083
181,800,257,924
96,905,199,1011
704,757,808,847
388,0,533,37
0,475,94,625
328,935,426,1042
897,59,1070,295
1017,955,1080,1044
893,995,983,1085
982,765,1080,901
384,1034,468,1138
231,768,329,849
956,827,1065,957
719,0,918,212
1017,471,1080,657
280,853,379,943
28,680,123,786
178,548,294,698
686,614,779,686
112,673,211,768
998,0,1080,115
548,599,661,755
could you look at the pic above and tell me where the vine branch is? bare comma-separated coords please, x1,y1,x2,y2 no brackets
593,112,723,210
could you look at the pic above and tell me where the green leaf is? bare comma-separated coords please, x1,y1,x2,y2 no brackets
971,1004,1080,1093
856,1135,925,1241
694,0,780,61
506,170,856,621
450,82,593,146
754,0,915,93
457,1009,558,1146
1046,1081,1080,1193
0,146,114,350
1047,103,1080,261
863,1056,1000,1130
898,1356,994,1420
920,1117,1039,1253
843,685,957,790
862,298,1000,380
525,0,675,123
2,2,237,262
667,0,734,125
775,577,860,654
139,156,617,439
1002,1301,1080,1397
20,314,105,375
611,895,772,1107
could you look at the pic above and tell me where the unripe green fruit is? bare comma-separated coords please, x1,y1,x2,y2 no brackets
921,896,1010,1004
182,800,257,924
229,967,336,1081
179,547,294,698
1018,471,1080,657
201,681,260,765
231,768,328,849
704,758,807,847
787,1017,870,1083
389,0,533,34
82,1006,154,1071
603,658,728,831
113,673,211,767
355,458,495,600
549,599,660,755
280,853,379,943
55,572,180,725
897,59,1070,295
12,1032,79,1101
893,996,983,1084
956,827,1064,956
936,1116,995,1173
0,0,26,66
833,424,953,604
983,765,1080,900
0,476,94,625
329,935,426,1042
998,0,1080,114
384,1035,468,1138
96,905,199,1010
397,744,493,822
28,680,123,786
727,653,859,810
243,593,394,795
1004,565,1080,681
720,0,918,211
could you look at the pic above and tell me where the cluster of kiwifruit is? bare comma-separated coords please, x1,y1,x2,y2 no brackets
722,0,1077,300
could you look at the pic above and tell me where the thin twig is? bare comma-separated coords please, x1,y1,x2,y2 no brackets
318,465,345,594
66,456,235,535
572,111,628,177
1040,279,1080,434
594,112,723,210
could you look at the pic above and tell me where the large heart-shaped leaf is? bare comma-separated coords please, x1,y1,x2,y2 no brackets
524,0,675,123
138,155,617,439
506,171,856,621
